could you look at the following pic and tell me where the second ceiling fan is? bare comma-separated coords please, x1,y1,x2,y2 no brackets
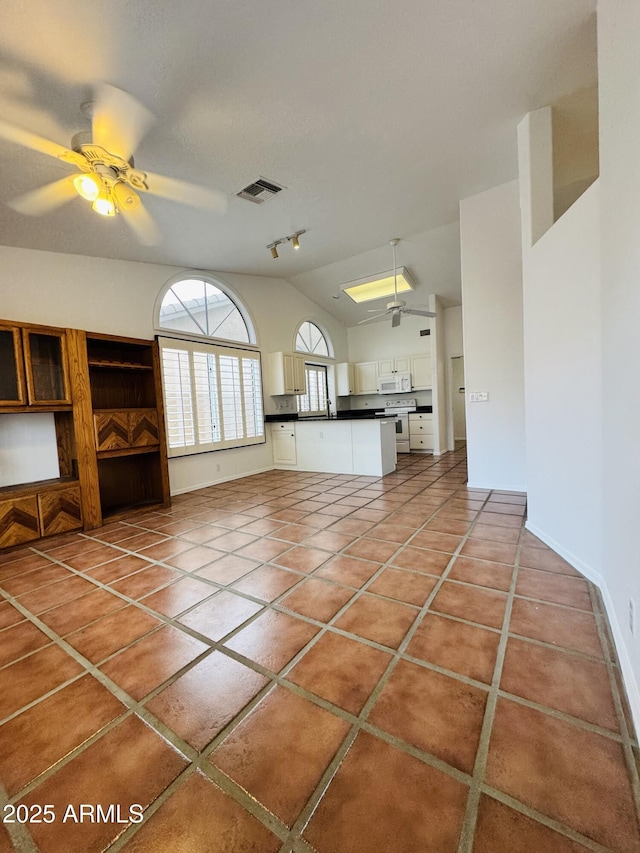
359,239,436,327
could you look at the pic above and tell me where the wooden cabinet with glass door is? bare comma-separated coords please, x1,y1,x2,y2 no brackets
0,322,71,411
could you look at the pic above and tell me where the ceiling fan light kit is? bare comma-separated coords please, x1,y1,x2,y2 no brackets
357,239,436,327
0,83,228,245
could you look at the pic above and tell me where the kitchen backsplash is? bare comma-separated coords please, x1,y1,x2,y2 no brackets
339,389,433,411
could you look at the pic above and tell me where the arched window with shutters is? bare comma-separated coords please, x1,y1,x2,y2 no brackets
155,275,263,455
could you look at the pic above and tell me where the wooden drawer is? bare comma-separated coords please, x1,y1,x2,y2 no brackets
94,411,129,451
38,486,82,537
94,409,159,451
410,435,433,451
129,410,159,447
409,412,433,421
0,496,40,548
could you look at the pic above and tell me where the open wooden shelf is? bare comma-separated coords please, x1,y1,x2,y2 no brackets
87,359,154,370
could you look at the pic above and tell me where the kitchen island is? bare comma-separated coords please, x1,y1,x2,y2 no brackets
270,416,396,476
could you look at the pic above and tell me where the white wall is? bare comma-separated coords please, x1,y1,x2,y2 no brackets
597,0,640,732
444,306,465,449
347,313,432,363
0,244,348,493
459,180,527,490
0,413,59,487
520,182,603,583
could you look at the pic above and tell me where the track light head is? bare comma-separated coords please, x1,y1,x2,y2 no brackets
269,244,279,259
291,234,300,250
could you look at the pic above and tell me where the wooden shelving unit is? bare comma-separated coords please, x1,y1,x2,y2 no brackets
0,321,171,549
83,333,170,524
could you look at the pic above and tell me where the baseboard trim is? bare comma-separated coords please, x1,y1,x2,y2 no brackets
170,465,274,495
525,521,640,739
466,481,528,492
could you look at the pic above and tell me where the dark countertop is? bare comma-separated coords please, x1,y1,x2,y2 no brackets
266,414,396,422
265,405,432,423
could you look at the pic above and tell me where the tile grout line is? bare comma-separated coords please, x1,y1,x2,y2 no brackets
589,582,640,827
456,499,523,853
2,451,628,852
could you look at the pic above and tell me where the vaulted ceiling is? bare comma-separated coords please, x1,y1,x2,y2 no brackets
0,0,597,324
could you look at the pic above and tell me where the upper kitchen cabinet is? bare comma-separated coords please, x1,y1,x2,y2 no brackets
378,356,410,375
336,362,355,396
0,322,71,410
268,352,307,395
410,354,433,390
354,361,379,395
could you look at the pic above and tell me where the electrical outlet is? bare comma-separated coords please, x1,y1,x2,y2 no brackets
629,599,636,636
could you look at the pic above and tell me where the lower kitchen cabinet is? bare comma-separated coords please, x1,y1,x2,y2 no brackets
409,412,434,451
271,422,297,465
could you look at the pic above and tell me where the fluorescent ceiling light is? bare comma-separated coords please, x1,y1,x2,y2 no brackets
341,267,415,304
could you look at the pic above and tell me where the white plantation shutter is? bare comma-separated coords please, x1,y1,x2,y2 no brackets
161,347,195,449
243,357,263,438
297,364,328,416
159,337,264,456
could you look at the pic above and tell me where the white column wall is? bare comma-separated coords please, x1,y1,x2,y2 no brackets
597,0,640,731
459,180,527,490
520,183,603,585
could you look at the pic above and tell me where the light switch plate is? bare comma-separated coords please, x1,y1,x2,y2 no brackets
469,391,489,402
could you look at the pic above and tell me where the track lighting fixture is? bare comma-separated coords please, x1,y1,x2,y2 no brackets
266,229,306,258
288,230,305,249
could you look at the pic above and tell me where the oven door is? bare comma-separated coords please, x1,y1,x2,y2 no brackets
395,413,409,442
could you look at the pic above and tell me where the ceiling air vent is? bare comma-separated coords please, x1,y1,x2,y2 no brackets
236,177,286,204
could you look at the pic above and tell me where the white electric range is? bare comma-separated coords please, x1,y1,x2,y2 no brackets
382,398,417,454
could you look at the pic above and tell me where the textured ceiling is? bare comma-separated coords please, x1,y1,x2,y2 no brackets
0,0,597,324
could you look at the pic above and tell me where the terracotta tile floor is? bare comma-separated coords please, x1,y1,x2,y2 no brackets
0,448,639,852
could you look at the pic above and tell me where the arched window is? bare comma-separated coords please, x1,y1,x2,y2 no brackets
158,277,252,344
156,276,263,456
295,321,330,357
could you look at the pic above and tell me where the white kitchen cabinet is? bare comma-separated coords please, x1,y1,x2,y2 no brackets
268,352,307,395
409,412,434,451
336,362,355,396
353,361,379,395
410,354,432,390
271,422,297,464
378,356,410,375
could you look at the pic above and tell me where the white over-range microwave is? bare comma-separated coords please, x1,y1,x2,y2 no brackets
378,372,412,394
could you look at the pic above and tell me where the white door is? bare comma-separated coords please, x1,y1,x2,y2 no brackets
451,356,466,440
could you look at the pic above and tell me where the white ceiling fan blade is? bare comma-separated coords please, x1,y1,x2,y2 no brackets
358,313,387,325
0,120,85,168
367,307,391,313
92,83,154,162
8,176,78,216
140,171,228,212
403,308,437,317
119,200,161,246
391,310,401,328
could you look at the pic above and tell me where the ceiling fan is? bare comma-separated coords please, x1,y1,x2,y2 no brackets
359,239,436,327
0,83,227,245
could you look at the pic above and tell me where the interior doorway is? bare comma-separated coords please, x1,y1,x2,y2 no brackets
451,356,467,441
